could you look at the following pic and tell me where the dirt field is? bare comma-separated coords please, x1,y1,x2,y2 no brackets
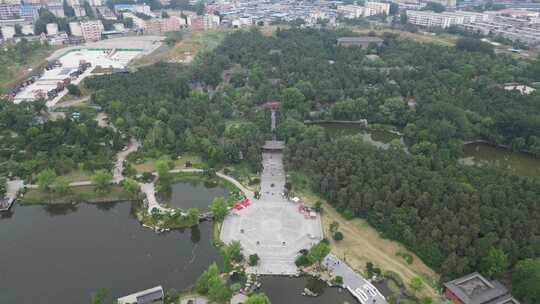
131,30,230,67
299,190,442,300
351,27,459,47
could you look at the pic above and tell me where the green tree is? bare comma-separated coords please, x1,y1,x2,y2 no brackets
122,178,139,199
0,176,7,198
308,241,330,267
512,259,540,303
92,170,112,192
195,262,220,294
37,169,56,192
54,177,71,195
184,208,200,226
422,1,445,12
156,159,171,185
480,247,509,279
67,84,81,96
210,197,229,221
333,231,344,241
282,87,308,118
249,253,260,266
245,293,271,304
409,276,423,294
207,275,232,303
63,0,75,17
165,288,179,304
90,288,107,304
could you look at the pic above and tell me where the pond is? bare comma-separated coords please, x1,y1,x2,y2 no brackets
259,276,357,304
1,202,357,304
0,202,221,304
461,143,540,178
308,122,403,149
169,181,229,211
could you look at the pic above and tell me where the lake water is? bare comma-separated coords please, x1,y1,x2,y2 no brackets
0,202,221,304
461,143,540,178
1,202,355,304
308,122,403,149
260,276,357,304
169,182,229,211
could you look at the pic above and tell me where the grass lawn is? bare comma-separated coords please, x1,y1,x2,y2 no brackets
0,45,61,93
60,169,94,183
289,171,442,300
132,154,205,173
225,162,260,192
21,185,131,204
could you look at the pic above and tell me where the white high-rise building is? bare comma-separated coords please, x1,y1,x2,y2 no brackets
80,20,103,41
365,1,390,16
46,22,58,35
69,21,82,36
406,10,489,28
1,25,15,39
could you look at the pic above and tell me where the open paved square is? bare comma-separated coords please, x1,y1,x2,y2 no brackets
220,150,323,275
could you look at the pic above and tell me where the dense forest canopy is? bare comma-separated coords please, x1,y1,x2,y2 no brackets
286,128,540,280
0,102,119,180
84,63,268,170
197,28,540,159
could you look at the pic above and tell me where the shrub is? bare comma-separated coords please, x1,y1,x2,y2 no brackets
295,254,312,267
333,231,344,241
248,254,260,266
332,275,343,285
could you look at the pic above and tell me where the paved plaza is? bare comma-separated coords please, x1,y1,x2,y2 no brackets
220,149,323,275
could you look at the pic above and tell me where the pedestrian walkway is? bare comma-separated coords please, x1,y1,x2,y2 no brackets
323,254,387,304
220,148,323,275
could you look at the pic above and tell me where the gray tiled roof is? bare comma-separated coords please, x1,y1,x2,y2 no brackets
444,272,511,304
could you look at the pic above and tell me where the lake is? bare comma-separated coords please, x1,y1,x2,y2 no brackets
169,181,229,211
0,202,220,304
461,143,540,178
260,276,357,304
1,202,355,304
308,122,403,149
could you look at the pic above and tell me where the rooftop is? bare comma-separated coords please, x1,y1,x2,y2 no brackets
262,140,285,150
337,36,383,43
444,272,519,304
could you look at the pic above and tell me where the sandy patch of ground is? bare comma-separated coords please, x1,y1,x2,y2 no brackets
299,191,441,300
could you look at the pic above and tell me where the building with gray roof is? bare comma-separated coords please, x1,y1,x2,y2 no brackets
444,272,520,304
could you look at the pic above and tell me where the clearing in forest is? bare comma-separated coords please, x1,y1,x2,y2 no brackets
299,190,441,300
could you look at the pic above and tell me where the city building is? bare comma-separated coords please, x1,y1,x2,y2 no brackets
20,4,39,21
80,20,103,41
337,36,383,48
203,13,220,30
337,5,365,19
365,1,390,16
422,0,456,9
338,1,389,18
405,10,488,28
69,21,82,36
21,23,33,34
117,286,164,304
113,3,151,15
1,24,15,38
47,2,65,17
96,6,115,19
0,2,21,20
46,22,58,35
444,273,520,304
